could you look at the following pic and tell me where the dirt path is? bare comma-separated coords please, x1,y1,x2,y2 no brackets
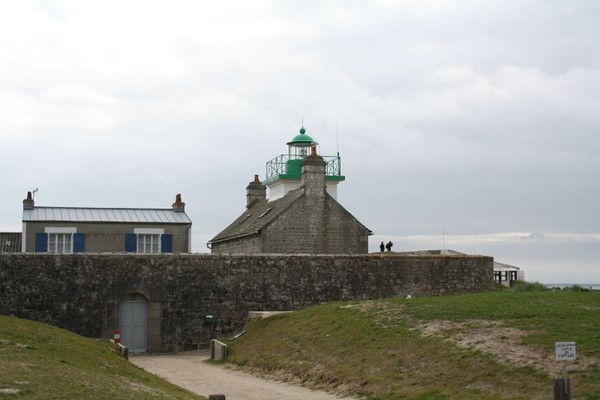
130,350,356,400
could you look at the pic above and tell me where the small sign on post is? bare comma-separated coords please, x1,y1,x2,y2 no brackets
555,342,576,361
113,328,121,344
554,342,576,400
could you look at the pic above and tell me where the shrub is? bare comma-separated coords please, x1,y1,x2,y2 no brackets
566,284,591,292
511,280,548,292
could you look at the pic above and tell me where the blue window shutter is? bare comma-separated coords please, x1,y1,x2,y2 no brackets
73,233,86,253
35,233,48,252
161,234,173,253
125,234,137,252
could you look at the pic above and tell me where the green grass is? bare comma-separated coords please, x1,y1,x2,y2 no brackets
0,315,205,399
226,288,600,399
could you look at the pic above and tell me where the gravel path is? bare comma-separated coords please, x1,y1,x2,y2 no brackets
130,350,356,400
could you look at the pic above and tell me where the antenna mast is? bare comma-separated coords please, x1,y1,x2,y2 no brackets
336,120,339,155
442,229,445,251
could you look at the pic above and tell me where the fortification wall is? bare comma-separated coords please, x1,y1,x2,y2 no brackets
0,253,493,352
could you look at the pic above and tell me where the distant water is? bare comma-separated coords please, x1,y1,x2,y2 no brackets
545,283,600,290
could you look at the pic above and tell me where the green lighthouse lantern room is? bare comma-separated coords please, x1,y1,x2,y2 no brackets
264,126,345,201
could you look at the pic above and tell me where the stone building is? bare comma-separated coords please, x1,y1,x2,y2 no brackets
21,192,192,253
208,127,372,254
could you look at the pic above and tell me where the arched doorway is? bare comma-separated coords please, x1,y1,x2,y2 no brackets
119,293,148,353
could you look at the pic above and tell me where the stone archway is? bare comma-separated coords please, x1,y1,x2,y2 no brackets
119,293,148,353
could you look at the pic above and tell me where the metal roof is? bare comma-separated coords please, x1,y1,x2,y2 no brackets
23,207,191,224
286,126,316,146
494,261,520,271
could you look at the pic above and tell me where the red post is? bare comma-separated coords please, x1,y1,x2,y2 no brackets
113,329,121,344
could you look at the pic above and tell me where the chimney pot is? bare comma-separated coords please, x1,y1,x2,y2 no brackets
246,174,266,209
172,193,185,212
23,191,35,210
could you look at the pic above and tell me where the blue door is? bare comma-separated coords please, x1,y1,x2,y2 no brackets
119,294,148,353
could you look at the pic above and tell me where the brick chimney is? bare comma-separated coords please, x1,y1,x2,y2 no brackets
172,193,185,212
301,147,326,198
246,174,266,209
23,191,34,210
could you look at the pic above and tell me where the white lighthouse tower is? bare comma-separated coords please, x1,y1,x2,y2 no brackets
263,126,345,201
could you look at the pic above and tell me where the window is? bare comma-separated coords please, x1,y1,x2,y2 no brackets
37,227,81,253
49,233,72,253
137,234,160,254
258,208,272,219
126,228,172,253
238,213,252,224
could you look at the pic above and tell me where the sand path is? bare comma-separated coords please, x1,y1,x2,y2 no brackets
130,350,356,400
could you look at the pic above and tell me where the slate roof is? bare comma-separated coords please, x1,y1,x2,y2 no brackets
23,207,191,224
209,188,304,244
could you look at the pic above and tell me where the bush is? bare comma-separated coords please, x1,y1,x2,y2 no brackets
511,280,548,292
565,284,591,292
494,283,510,291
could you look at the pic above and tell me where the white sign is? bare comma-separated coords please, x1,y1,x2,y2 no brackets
555,342,576,361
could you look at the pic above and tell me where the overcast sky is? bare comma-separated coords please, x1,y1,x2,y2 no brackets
1,1,599,283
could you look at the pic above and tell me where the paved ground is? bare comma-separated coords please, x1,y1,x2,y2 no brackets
130,350,356,400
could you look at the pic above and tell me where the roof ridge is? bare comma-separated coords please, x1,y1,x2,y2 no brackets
32,206,174,211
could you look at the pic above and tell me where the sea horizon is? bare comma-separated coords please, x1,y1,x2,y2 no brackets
545,283,600,290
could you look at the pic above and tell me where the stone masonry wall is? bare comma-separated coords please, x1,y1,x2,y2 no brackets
0,253,493,352
262,196,369,254
210,234,263,254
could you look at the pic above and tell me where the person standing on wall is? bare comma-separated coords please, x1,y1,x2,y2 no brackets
386,241,393,252
380,241,385,252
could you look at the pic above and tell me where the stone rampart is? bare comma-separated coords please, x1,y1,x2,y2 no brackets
0,253,493,352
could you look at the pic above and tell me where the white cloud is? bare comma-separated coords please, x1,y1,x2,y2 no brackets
1,1,599,283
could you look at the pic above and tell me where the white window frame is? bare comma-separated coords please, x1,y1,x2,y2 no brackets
45,227,76,254
137,234,160,254
133,228,164,254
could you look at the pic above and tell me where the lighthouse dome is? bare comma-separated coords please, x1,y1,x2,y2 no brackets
286,127,316,147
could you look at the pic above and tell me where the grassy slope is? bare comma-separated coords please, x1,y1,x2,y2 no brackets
226,288,600,400
0,316,205,400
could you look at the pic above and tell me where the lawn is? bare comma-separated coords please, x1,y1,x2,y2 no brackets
0,315,205,399
226,286,600,399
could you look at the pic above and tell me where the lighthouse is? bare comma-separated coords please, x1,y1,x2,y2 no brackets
263,126,345,201
208,124,371,254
